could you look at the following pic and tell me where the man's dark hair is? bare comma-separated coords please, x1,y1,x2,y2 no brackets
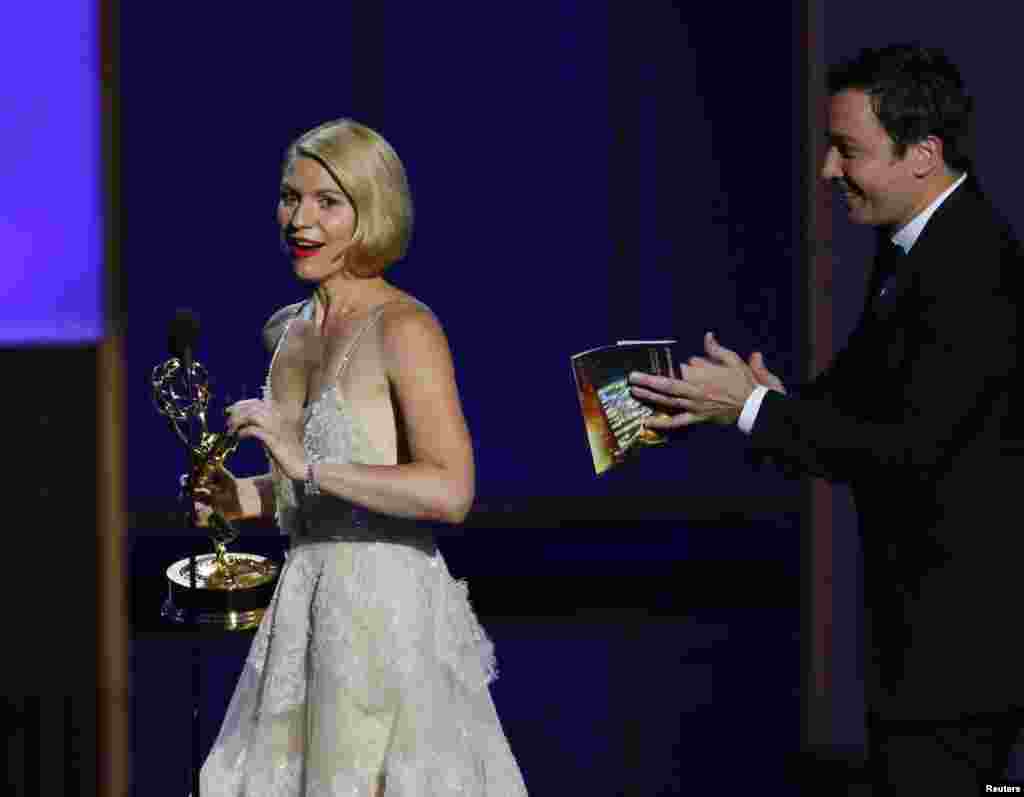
827,44,973,172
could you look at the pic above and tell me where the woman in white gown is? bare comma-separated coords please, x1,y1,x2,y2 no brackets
195,119,528,796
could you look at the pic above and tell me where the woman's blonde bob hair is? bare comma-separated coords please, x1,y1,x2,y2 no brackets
284,118,413,277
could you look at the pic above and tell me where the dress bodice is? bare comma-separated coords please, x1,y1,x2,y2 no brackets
263,300,433,552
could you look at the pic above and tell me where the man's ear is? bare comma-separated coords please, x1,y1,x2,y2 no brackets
910,134,945,178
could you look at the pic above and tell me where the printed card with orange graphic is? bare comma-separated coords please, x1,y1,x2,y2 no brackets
570,340,677,475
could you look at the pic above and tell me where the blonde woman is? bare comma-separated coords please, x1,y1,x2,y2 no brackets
197,119,528,796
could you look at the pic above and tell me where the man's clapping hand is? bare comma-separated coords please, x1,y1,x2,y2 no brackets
628,332,786,429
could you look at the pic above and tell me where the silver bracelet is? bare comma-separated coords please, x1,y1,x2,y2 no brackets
305,461,320,496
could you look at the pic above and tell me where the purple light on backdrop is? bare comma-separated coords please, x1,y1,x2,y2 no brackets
0,0,102,343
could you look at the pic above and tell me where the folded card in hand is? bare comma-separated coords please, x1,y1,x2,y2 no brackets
570,340,676,475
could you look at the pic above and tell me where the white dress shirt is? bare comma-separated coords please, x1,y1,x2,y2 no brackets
737,172,968,435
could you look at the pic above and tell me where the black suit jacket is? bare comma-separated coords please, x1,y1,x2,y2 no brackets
750,177,1024,722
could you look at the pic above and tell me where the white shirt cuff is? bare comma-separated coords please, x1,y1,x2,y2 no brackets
738,385,770,435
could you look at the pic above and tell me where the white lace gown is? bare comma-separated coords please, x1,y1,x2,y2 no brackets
200,305,528,796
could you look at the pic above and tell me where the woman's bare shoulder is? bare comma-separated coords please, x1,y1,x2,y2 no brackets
374,295,454,381
377,293,443,342
262,300,308,353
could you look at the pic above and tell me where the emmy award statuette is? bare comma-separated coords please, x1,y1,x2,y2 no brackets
152,312,279,632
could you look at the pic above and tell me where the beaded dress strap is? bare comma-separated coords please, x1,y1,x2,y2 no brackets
332,300,408,385
263,301,310,397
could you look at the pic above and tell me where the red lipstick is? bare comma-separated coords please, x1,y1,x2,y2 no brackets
290,244,322,259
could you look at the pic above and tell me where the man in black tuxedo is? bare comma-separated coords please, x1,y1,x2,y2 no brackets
630,44,1023,793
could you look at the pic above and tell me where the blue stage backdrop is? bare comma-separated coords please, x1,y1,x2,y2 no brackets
122,3,807,794
0,0,102,343
123,2,804,519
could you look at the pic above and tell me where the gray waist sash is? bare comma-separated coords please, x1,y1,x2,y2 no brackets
289,490,437,556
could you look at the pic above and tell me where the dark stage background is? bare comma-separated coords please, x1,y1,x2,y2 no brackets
122,2,807,794
122,3,805,511
2,1,1019,795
